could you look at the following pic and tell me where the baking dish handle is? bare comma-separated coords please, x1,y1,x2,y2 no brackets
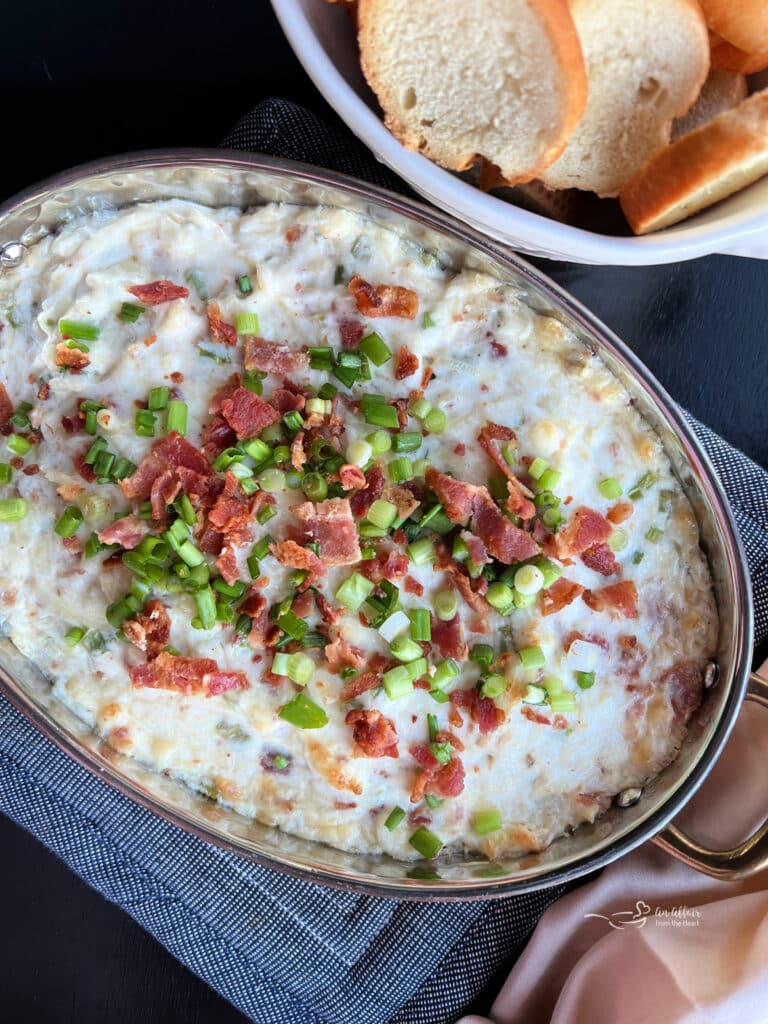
653,672,768,880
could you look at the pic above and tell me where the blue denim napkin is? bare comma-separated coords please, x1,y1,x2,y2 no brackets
1,100,767,1024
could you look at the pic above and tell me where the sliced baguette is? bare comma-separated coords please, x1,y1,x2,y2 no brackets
620,90,768,233
672,69,747,140
698,0,768,58
538,0,710,197
356,0,586,185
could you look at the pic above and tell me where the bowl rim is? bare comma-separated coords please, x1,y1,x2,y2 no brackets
0,148,754,899
270,0,768,265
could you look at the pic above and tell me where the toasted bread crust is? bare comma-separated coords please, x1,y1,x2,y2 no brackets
698,0,768,57
357,0,586,185
620,90,768,234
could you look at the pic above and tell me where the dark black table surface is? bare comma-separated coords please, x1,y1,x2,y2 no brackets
2,3,767,1022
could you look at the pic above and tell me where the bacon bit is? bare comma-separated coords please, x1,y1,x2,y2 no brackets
360,547,409,583
325,631,365,672
453,443,466,457
208,373,241,414
449,689,504,734
271,539,326,581
541,578,585,616
507,479,537,522
478,421,517,471
55,344,90,370
0,384,12,425
206,301,237,346
243,336,310,375
581,542,619,577
556,507,613,559
170,372,184,384
221,387,280,440
314,589,343,626
421,365,434,390
522,706,552,726
338,319,364,349
148,468,181,525
242,593,269,650
408,744,465,801
62,535,83,554
448,704,463,729
350,463,385,519
122,599,171,660
73,450,96,483
583,581,639,620
216,545,240,586
121,433,214,501
471,491,538,563
143,334,158,347
291,498,361,565
435,729,464,752
425,467,481,526
607,501,634,524
271,388,306,414
346,709,398,758
431,613,468,661
395,345,419,380
348,274,419,319
460,530,489,567
129,652,248,696
37,380,50,401
339,652,388,701
564,630,609,654
451,569,492,620
339,463,366,490
290,431,307,472
291,589,314,619
662,661,704,723
404,575,424,596
487,332,508,358
22,464,39,476
285,225,303,243
97,515,150,550
201,413,238,462
128,280,189,305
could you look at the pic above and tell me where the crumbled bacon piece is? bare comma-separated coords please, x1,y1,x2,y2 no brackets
522,706,551,726
339,652,389,701
449,689,504,733
206,301,237,346
73,449,96,483
408,744,465,801
350,463,385,519
431,613,468,661
314,589,343,626
246,594,270,650
176,465,223,510
0,384,12,426
348,274,418,319
583,581,639,620
122,599,171,660
339,463,366,490
97,515,150,550
208,373,241,414
270,539,326,580
221,387,280,440
121,433,214,501
129,652,248,696
127,280,189,305
395,345,419,380
289,431,307,472
55,344,90,370
201,413,237,462
37,380,50,401
404,576,424,596
243,336,310,375
291,498,361,565
607,501,633,525
61,414,82,434
556,507,613,559
425,467,481,526
662,661,705,723
325,631,365,672
339,319,364,349
471,491,538,564
360,547,409,583
581,542,619,577
291,589,314,619
477,421,518,477
346,709,398,758
563,630,609,653
383,481,421,521
150,468,182,525
460,530,489,567
216,545,240,586
506,478,537,522
272,388,306,414
541,578,585,616
487,332,508,358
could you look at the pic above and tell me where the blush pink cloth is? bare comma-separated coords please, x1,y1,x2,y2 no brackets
458,667,768,1024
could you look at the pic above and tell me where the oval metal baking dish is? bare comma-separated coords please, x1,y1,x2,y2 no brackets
0,152,762,899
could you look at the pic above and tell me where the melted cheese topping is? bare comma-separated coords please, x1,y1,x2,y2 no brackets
0,200,717,860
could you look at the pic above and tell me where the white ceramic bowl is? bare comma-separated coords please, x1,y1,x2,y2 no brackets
272,0,768,264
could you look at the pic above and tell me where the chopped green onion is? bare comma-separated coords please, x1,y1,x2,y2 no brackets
242,370,264,395
272,652,291,677
382,664,414,699
59,319,100,341
0,463,12,485
470,644,494,667
486,582,515,614
334,264,345,285
93,451,115,479
610,528,628,552
193,586,217,629
199,347,231,364
576,671,595,689
406,537,434,569
409,826,442,860
283,410,304,434
260,468,286,492
213,577,246,600
240,477,260,495
518,645,545,671
301,472,328,502
522,683,547,705
474,809,502,835
277,610,309,642
305,398,328,417
119,302,144,323
388,456,412,484
135,536,169,563
421,312,435,329
177,540,205,567
658,488,674,513
336,572,375,612
367,430,392,455
390,635,423,663
423,408,446,434
9,410,30,430
308,346,333,371
410,397,432,420
359,332,391,366
135,409,156,437
318,382,338,400
408,608,431,642
480,674,507,699
65,625,87,646
392,431,422,454
528,457,549,480
363,401,399,429
367,499,397,531
542,508,563,531
216,600,235,623
533,557,563,589
7,434,31,456
83,437,107,465
645,526,663,543
537,468,561,492
514,564,544,596
430,742,452,767
252,536,272,561
237,274,253,295
433,590,458,622
432,658,460,691
332,363,360,389
427,713,439,742
148,386,170,411
430,689,450,704
84,409,98,434
54,505,83,537
178,493,197,526
533,490,559,510
106,593,141,629
543,676,563,696
185,269,208,300
384,806,406,831
548,692,576,713
285,652,314,686
0,497,28,522
167,400,188,436
279,692,329,729
501,444,517,468
234,613,252,640
235,311,260,335
632,550,644,565
598,477,623,500
242,437,271,462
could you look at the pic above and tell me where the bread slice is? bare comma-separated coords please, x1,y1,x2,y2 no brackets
620,90,768,233
672,69,747,140
356,0,587,185
698,0,768,58
538,0,710,197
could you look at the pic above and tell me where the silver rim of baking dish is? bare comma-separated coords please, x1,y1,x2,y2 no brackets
0,151,754,899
